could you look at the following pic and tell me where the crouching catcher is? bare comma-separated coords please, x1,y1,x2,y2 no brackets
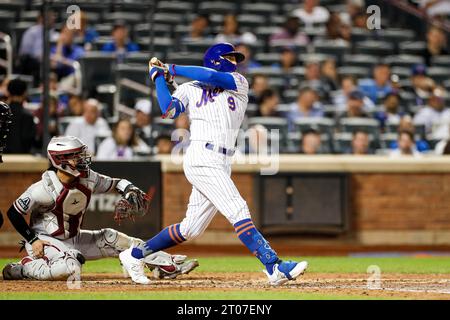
2,136,198,281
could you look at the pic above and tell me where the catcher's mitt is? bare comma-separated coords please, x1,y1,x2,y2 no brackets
114,186,155,224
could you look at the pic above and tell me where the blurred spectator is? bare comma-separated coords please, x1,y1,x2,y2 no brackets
421,26,448,66
97,119,149,160
435,126,450,154
287,87,323,129
375,92,404,127
35,94,59,148
175,113,190,130
185,14,211,40
326,12,351,42
249,74,269,104
256,89,282,117
292,0,330,27
18,10,58,85
269,16,309,46
341,0,366,26
72,10,99,50
390,130,421,157
101,21,139,62
235,43,261,74
413,87,450,140
349,130,372,155
351,7,368,29
302,60,330,101
134,99,152,142
51,26,85,80
66,95,84,116
300,129,322,154
408,64,435,106
420,0,450,18
277,47,298,73
4,79,36,154
321,58,339,91
394,115,430,152
334,75,376,113
359,63,393,104
65,98,111,153
155,135,173,155
215,14,257,45
337,90,370,121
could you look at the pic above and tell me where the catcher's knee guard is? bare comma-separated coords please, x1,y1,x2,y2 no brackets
21,249,83,280
95,228,143,256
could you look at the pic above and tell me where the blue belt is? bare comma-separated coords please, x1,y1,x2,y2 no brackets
205,143,235,156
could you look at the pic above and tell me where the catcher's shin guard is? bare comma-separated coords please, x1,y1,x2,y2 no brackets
21,250,83,280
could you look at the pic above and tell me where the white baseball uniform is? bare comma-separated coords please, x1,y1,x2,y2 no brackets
172,72,251,240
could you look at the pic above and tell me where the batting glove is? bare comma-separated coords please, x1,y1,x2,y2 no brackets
149,65,166,82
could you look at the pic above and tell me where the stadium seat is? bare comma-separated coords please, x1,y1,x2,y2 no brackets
0,10,16,34
181,38,216,53
292,118,335,138
333,132,375,154
378,28,415,44
379,132,398,149
116,64,151,107
166,52,204,66
95,24,114,37
255,26,283,43
153,13,185,26
339,118,380,138
198,1,237,14
10,22,34,52
299,53,334,64
427,67,450,84
254,52,280,66
383,54,424,68
247,66,283,77
237,14,267,28
337,66,370,79
355,40,395,56
342,54,380,69
391,66,412,79
282,89,299,103
269,40,308,54
431,55,450,68
125,52,164,65
103,12,143,25
156,1,195,14
241,3,280,15
269,15,287,26
79,52,116,96
151,117,175,140
247,117,288,139
137,37,174,53
19,10,40,23
313,39,351,63
134,23,173,38
398,41,427,55
350,28,373,43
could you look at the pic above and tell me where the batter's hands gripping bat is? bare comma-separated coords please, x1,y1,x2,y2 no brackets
149,57,178,88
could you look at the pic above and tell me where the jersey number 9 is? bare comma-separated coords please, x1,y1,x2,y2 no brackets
227,97,236,111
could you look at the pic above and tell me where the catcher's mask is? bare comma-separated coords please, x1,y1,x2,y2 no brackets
0,101,12,163
47,136,92,178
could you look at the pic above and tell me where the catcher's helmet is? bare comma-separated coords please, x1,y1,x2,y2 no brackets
203,42,245,73
47,136,92,178
0,101,12,163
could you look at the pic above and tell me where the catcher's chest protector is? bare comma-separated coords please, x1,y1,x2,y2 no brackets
35,171,93,239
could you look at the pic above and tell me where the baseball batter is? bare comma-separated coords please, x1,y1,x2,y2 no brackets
2,136,198,281
120,43,308,285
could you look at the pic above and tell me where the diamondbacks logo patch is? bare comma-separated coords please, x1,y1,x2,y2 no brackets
17,197,31,211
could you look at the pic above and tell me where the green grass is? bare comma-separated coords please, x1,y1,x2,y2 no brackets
1,256,449,300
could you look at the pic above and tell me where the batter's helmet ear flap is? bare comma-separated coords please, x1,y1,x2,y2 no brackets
203,42,245,72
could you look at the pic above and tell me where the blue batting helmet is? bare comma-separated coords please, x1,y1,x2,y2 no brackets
203,42,245,72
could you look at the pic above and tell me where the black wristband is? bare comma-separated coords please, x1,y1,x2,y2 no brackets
7,206,37,243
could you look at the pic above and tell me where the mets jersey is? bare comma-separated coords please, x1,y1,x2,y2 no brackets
13,170,117,240
172,72,249,150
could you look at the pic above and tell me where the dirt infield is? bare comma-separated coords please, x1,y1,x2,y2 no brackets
1,272,450,299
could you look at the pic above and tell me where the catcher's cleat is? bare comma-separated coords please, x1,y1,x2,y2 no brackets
263,260,308,286
2,263,25,280
119,247,151,285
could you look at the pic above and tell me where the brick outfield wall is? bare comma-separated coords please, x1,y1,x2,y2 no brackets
1,171,450,245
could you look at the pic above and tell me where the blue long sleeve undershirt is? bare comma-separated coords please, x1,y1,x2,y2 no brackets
169,65,237,90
